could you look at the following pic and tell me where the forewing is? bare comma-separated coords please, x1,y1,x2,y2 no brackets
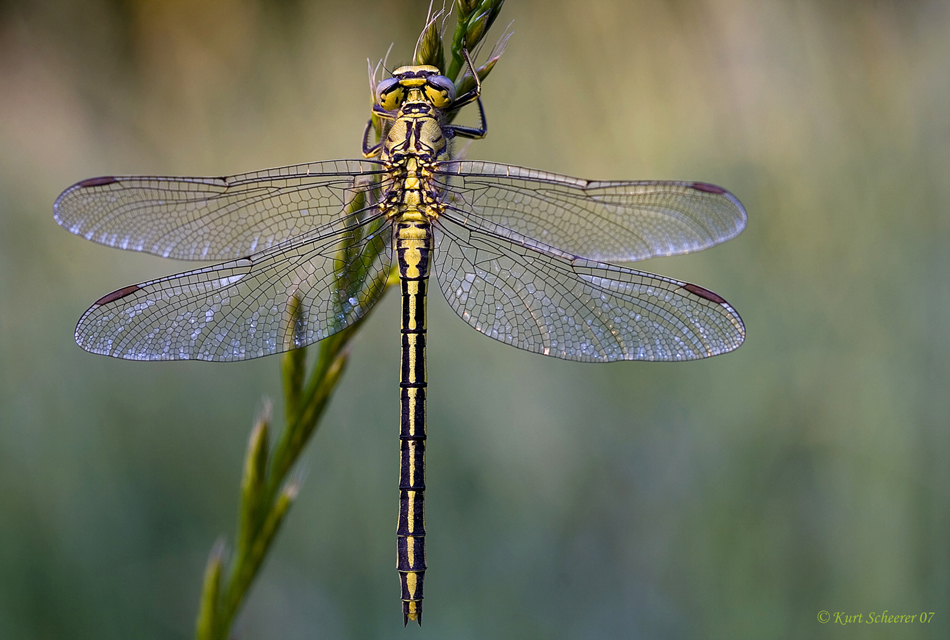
75,216,394,361
433,213,744,362
55,160,389,260
434,161,746,262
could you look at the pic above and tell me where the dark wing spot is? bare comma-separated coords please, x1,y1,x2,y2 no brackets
682,283,727,304
94,285,141,305
78,176,118,188
690,182,727,194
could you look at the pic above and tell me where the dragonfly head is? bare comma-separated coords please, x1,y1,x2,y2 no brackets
376,66,457,111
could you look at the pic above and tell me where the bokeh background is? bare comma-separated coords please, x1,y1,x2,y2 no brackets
1,0,948,638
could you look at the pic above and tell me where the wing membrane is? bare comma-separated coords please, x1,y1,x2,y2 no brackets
75,216,393,361
434,161,746,262
433,213,744,362
54,160,389,261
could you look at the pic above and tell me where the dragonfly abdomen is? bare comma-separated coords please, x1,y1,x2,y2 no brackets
396,219,431,625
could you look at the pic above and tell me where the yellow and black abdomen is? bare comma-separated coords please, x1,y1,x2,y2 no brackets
395,218,431,625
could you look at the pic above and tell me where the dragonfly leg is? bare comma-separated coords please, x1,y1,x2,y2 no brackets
363,104,400,158
446,49,487,140
446,96,487,140
451,48,482,108
361,119,381,157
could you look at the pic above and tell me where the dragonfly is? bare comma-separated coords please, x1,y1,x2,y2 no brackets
54,50,746,625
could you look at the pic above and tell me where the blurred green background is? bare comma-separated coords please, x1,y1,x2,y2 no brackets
1,0,948,638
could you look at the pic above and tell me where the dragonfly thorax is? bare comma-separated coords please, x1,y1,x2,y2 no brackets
381,110,448,164
380,154,443,222
373,68,455,224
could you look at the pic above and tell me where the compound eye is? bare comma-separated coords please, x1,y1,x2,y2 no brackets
423,75,457,108
375,78,405,111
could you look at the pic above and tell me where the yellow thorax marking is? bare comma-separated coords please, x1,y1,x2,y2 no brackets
402,158,422,194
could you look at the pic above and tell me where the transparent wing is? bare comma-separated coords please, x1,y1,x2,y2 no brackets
75,216,394,361
434,161,746,262
433,213,744,362
54,160,390,261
